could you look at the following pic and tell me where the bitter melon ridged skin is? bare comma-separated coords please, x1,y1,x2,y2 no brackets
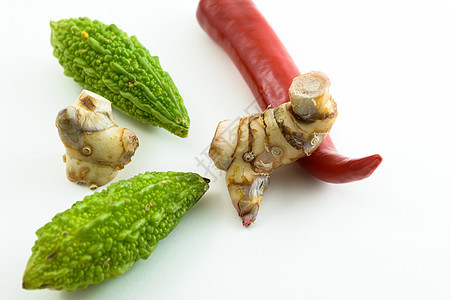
23,171,209,291
50,17,190,137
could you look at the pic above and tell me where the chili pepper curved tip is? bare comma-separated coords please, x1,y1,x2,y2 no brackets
299,152,383,184
361,153,383,176
341,153,383,183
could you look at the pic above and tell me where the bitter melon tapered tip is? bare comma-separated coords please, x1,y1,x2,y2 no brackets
173,126,189,138
22,260,51,290
22,271,36,290
23,281,51,290
202,177,211,184
22,278,40,290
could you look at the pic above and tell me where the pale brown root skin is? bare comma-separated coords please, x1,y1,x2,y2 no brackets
209,72,337,225
56,90,139,188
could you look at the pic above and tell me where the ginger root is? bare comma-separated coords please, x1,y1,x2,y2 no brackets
56,90,139,189
209,71,337,226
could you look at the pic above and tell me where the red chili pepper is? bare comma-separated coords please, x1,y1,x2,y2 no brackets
197,0,382,183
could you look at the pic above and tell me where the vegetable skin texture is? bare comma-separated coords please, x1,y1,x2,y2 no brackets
50,17,189,138
23,171,209,291
56,90,139,189
209,72,337,226
196,0,382,183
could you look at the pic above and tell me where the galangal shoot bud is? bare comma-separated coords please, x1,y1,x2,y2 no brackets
209,71,337,226
56,90,139,189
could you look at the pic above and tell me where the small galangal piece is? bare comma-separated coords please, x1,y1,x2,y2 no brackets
209,71,337,226
56,90,139,189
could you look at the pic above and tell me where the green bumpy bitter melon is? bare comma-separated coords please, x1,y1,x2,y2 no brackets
23,171,209,291
50,17,190,137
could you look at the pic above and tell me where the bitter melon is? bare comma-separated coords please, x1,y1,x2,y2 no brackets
50,17,190,137
23,171,209,291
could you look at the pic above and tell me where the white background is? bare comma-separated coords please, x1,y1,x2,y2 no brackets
1,0,451,299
